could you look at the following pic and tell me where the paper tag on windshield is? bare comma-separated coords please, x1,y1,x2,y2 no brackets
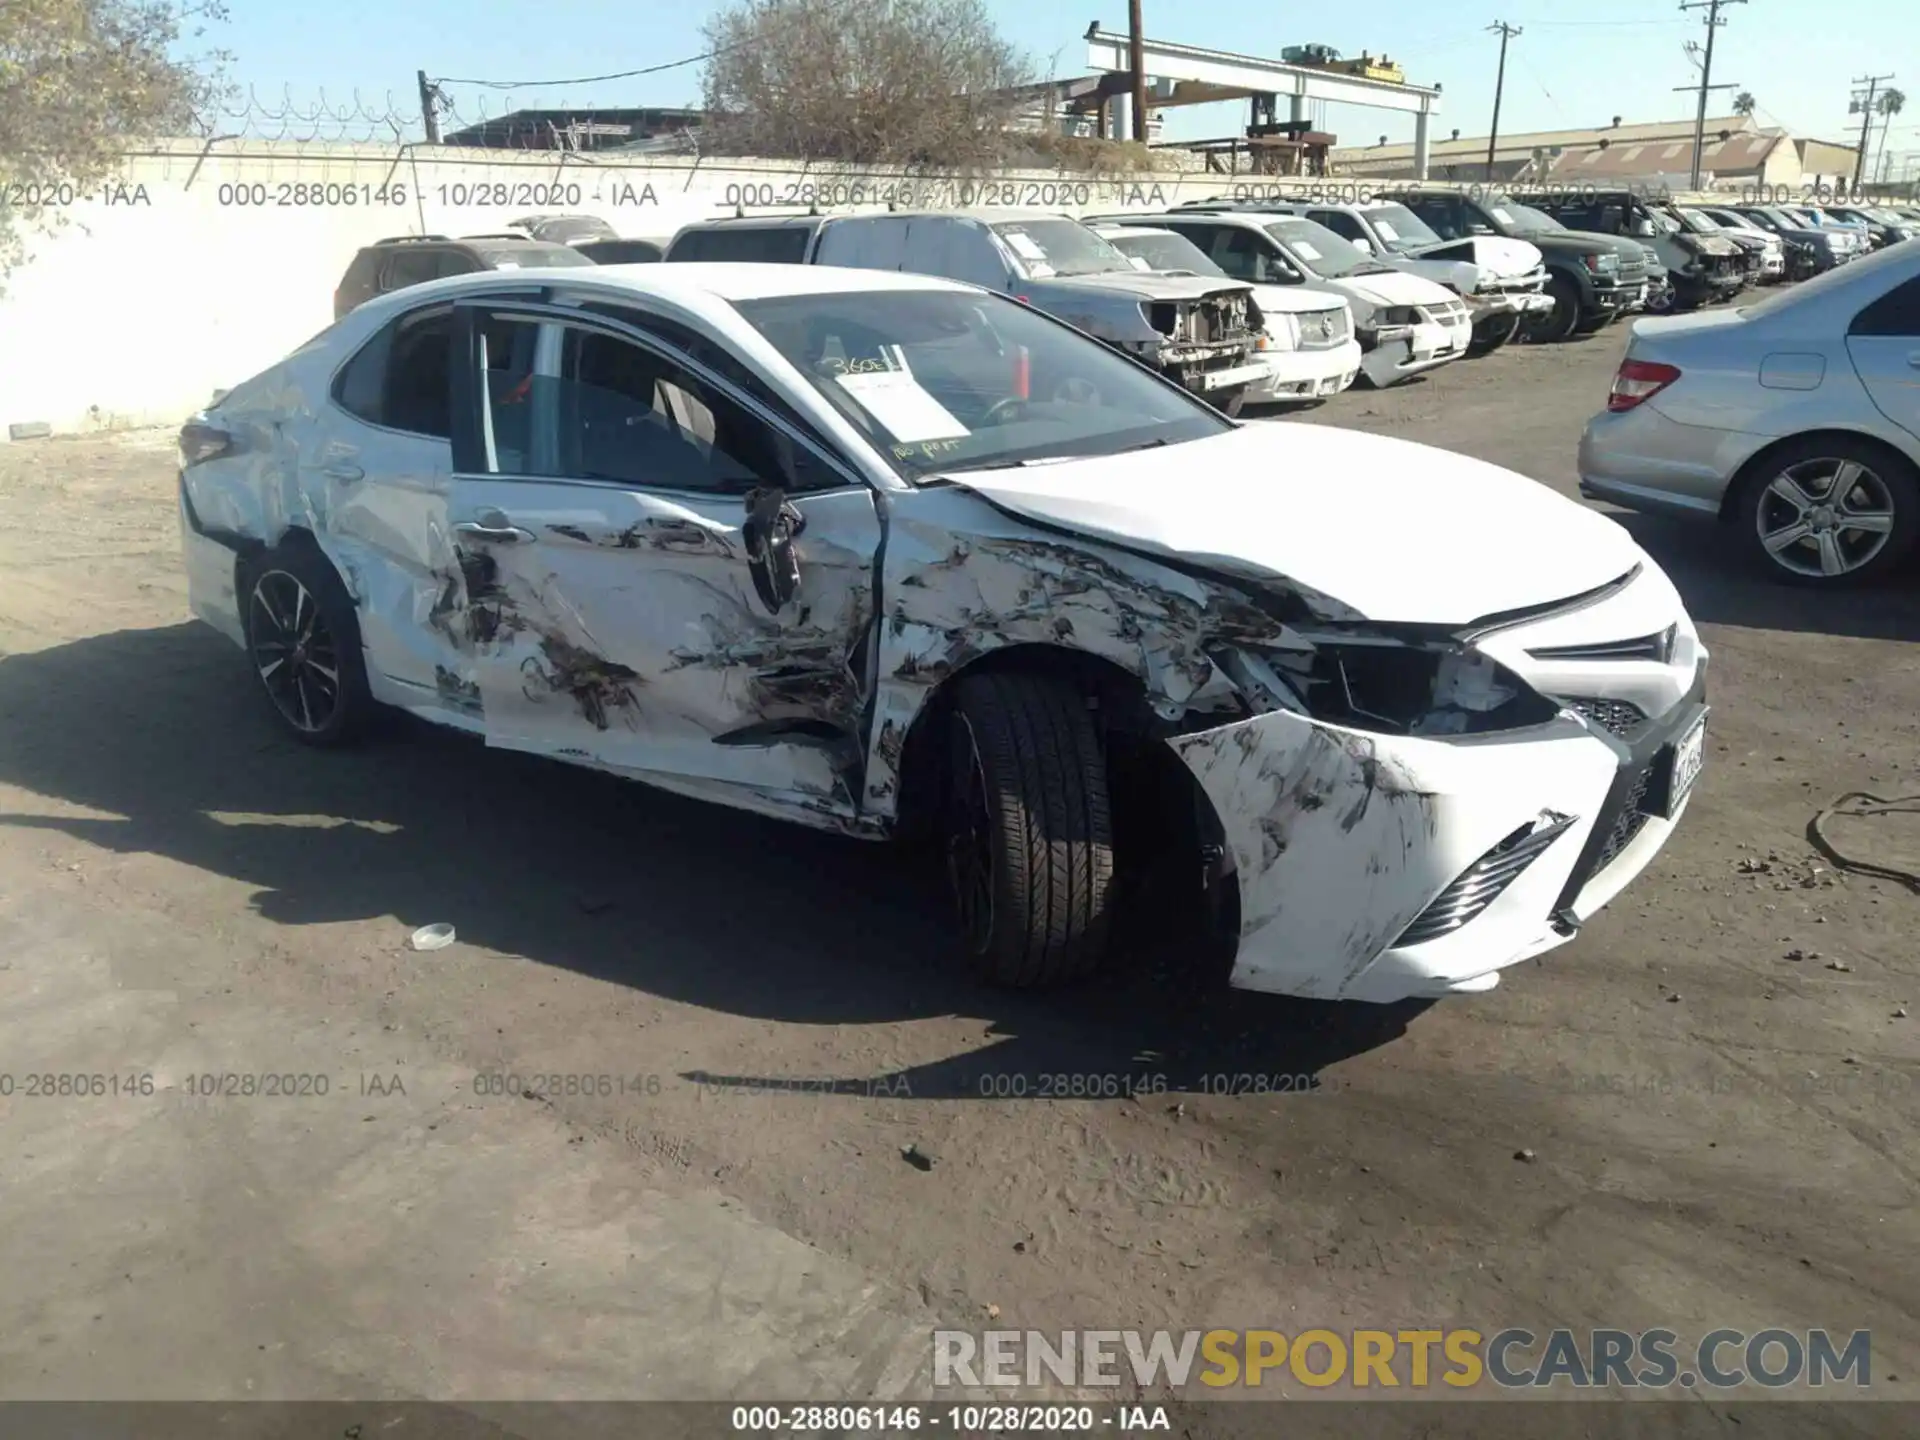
1490,207,1514,224
493,260,521,269
1003,231,1048,261
835,371,970,443
1374,221,1400,242
1292,241,1322,260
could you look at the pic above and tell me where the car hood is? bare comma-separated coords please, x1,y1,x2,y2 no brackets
1037,271,1251,302
1246,282,1346,317
1404,234,1543,277
939,423,1643,625
1324,267,1452,309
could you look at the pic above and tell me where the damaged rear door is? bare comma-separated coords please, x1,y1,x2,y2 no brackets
445,299,884,824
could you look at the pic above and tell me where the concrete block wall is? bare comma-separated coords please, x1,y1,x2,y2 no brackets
1,140,1329,439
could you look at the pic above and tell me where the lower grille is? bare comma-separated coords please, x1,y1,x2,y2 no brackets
1595,765,1654,872
1395,813,1578,948
1565,697,1650,739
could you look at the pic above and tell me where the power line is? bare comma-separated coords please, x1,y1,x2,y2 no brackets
1486,21,1521,182
1677,0,1746,190
432,46,736,91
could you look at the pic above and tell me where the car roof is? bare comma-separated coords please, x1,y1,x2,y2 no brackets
348,261,975,318
680,213,827,229
1093,223,1177,238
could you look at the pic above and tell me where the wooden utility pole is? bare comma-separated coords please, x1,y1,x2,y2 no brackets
1679,0,1746,190
1852,73,1893,190
416,70,441,144
1485,22,1521,182
1128,0,1148,143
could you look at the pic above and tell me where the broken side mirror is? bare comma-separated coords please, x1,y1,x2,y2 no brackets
741,485,807,613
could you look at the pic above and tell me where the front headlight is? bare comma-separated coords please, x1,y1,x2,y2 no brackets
1214,633,1560,738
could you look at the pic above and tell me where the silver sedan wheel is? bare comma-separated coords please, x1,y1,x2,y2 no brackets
1754,458,1898,579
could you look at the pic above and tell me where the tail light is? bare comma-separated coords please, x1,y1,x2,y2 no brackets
178,420,233,467
1607,358,1680,413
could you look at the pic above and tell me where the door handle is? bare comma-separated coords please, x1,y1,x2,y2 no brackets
454,521,535,544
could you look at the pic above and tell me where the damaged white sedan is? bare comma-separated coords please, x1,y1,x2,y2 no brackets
178,263,1708,1003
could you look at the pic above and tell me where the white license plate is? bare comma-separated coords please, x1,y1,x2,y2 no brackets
1663,712,1707,813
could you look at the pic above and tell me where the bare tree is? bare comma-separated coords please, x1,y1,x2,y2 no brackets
699,0,1037,170
0,0,229,279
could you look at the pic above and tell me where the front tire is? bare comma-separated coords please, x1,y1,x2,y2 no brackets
1733,436,1920,588
240,540,374,745
1523,274,1584,344
942,672,1116,988
1467,311,1523,357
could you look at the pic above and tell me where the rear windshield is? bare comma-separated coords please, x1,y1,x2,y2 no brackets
668,226,816,264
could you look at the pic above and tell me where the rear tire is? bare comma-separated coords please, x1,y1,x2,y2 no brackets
942,672,1116,988
1732,436,1920,588
240,539,374,746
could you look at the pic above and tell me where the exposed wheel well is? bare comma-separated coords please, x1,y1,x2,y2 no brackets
1719,429,1917,521
892,643,1240,973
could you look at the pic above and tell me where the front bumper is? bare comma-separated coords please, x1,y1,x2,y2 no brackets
1170,579,1707,1004
1467,288,1555,320
1356,317,1471,386
1246,338,1363,402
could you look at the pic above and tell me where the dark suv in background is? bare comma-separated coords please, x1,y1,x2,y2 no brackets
1526,190,1746,312
1373,188,1653,341
664,210,1267,413
331,234,593,319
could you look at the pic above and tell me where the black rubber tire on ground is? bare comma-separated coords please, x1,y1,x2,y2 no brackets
1732,434,1920,589
1523,274,1585,344
239,538,375,746
1467,311,1523,357
942,672,1117,988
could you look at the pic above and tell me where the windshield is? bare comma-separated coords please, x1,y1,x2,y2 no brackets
1497,202,1564,234
1364,203,1443,252
1264,218,1390,278
1674,208,1720,233
990,219,1131,278
1103,230,1228,277
731,289,1231,480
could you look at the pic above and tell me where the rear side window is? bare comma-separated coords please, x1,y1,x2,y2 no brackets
1850,276,1920,337
814,217,915,271
333,306,455,438
381,248,444,291
668,226,814,264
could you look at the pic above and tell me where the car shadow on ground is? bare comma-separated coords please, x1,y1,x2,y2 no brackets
1610,511,1920,643
0,623,1426,1100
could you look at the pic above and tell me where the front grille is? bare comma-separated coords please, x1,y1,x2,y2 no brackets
1296,307,1350,349
1425,298,1470,323
1396,813,1578,948
1595,765,1654,872
1187,292,1252,345
1564,696,1649,739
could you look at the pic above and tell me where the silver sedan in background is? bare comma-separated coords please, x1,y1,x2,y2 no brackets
1579,239,1920,587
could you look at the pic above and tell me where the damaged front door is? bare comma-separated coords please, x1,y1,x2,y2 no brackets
445,301,884,824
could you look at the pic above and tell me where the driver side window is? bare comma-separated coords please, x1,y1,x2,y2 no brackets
475,317,841,496
1210,229,1293,284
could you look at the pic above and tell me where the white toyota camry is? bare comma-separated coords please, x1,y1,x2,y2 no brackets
177,262,1708,1003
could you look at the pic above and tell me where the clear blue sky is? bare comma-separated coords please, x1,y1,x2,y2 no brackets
210,0,1915,161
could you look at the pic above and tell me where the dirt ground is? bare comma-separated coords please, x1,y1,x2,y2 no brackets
1,330,1917,1433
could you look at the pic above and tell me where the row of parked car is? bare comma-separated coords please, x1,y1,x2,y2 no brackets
333,186,1904,421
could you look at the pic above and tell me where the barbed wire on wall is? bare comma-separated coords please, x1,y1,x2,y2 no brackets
197,85,695,147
